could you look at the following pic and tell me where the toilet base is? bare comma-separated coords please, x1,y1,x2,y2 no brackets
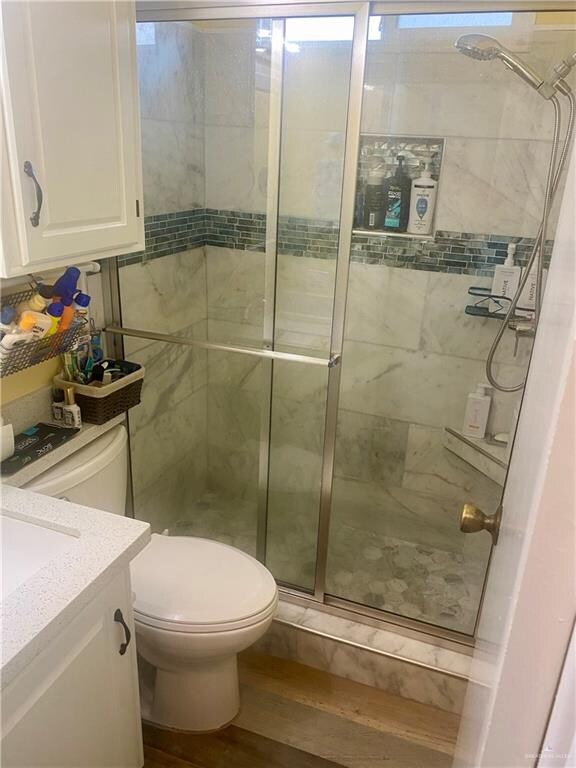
150,654,240,732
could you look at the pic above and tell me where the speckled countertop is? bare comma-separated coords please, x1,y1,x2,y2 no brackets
0,486,150,689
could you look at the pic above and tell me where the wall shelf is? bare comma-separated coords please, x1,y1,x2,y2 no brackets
444,427,507,486
352,228,435,242
465,286,535,321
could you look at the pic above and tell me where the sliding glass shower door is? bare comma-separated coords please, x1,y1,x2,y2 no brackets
265,15,357,590
324,9,576,635
120,16,277,558
117,8,363,592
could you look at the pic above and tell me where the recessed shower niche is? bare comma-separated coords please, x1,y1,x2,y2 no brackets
354,136,445,236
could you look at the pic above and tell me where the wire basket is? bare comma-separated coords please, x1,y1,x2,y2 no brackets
0,287,86,378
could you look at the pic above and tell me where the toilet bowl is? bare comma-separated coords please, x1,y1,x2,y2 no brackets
131,533,278,732
24,425,279,732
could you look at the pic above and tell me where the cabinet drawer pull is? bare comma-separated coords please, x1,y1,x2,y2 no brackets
23,160,43,227
113,608,131,655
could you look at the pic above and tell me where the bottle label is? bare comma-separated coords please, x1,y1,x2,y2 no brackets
385,190,401,228
416,197,428,220
368,212,376,227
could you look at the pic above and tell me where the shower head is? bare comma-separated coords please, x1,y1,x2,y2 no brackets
455,34,550,97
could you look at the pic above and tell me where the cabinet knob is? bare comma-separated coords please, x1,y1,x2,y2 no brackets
113,608,131,656
23,161,43,227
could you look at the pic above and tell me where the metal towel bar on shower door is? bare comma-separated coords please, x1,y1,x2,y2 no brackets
104,326,341,368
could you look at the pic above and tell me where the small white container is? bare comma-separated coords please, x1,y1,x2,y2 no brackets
462,383,492,439
0,330,34,358
62,386,82,428
0,418,15,462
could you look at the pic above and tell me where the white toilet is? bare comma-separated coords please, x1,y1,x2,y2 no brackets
25,424,278,732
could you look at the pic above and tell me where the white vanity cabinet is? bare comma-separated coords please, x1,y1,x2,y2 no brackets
1,570,143,768
0,1,144,278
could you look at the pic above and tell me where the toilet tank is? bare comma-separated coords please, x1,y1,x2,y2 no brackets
24,425,128,515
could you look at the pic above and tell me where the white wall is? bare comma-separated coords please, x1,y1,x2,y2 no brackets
455,134,576,768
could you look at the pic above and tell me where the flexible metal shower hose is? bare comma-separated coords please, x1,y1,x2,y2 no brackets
485,88,575,392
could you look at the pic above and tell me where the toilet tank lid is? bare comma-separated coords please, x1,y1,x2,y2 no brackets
131,534,278,627
25,424,127,495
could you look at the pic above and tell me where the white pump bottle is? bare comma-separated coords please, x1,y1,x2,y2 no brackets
407,160,437,235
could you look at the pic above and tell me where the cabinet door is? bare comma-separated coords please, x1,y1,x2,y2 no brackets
1,1,143,276
1,570,143,768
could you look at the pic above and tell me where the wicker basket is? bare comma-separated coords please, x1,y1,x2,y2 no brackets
54,361,145,425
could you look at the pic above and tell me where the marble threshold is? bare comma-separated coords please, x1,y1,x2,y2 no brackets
274,598,472,681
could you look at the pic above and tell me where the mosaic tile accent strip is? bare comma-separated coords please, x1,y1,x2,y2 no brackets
205,209,266,251
278,216,340,260
117,207,553,277
351,230,554,276
117,209,205,267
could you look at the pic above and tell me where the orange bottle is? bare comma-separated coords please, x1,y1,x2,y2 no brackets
59,302,76,331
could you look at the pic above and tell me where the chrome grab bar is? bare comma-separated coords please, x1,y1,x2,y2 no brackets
104,326,340,368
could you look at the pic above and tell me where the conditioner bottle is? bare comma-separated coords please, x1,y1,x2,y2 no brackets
462,383,492,439
407,160,437,235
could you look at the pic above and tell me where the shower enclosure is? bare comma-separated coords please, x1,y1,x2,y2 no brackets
105,3,576,641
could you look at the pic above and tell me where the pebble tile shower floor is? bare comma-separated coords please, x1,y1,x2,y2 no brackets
168,492,483,634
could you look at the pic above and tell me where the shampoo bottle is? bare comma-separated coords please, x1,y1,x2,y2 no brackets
362,167,385,230
490,243,521,314
462,383,492,439
407,160,437,235
383,156,411,233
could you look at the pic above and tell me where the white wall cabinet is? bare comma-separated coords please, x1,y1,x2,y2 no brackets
0,1,144,278
1,570,144,768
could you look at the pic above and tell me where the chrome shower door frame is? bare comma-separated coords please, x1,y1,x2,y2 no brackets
106,1,371,592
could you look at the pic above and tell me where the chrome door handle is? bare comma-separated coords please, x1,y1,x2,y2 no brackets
460,503,502,546
23,161,43,227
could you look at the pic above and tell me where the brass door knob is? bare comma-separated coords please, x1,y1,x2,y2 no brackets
460,503,502,546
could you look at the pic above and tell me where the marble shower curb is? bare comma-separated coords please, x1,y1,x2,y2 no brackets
253,599,471,714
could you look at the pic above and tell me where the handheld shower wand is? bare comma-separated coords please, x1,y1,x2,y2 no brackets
455,33,575,392
455,34,558,99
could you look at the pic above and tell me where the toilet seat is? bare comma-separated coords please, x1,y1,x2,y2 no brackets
131,534,278,634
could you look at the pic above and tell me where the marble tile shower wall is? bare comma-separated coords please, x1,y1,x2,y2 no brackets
124,22,209,532
137,22,206,216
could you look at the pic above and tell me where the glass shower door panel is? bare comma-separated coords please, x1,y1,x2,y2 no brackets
123,18,275,552
265,17,355,590
326,10,575,634
132,18,272,345
266,360,329,589
124,334,265,556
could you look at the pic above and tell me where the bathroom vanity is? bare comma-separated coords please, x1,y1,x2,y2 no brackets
0,487,150,767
